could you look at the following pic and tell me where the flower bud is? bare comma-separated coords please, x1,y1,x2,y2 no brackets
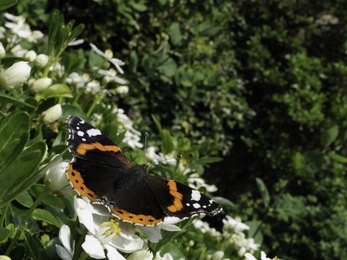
41,104,62,124
0,255,12,260
43,156,75,195
24,50,37,62
211,251,224,260
30,77,52,92
115,86,129,94
0,43,6,59
34,54,49,68
0,61,31,90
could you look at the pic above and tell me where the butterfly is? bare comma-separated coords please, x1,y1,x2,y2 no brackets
66,115,222,226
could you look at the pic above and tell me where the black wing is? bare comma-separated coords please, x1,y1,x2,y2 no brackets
66,115,132,168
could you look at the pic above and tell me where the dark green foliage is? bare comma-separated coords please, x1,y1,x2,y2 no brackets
12,0,347,259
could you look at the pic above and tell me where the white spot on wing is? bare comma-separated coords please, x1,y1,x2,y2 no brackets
87,128,101,137
77,131,84,137
191,190,201,201
193,203,201,209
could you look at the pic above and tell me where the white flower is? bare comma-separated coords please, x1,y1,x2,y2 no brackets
68,39,84,46
86,79,101,93
34,54,49,68
209,251,227,260
0,43,5,58
74,197,143,259
137,217,181,243
188,173,218,193
41,104,62,124
223,215,249,233
30,77,52,92
10,44,27,57
4,13,31,39
0,61,31,90
193,219,222,238
66,72,90,88
55,225,74,260
112,108,142,136
43,155,75,195
245,251,272,260
90,43,125,74
29,30,44,41
98,68,127,85
127,247,153,260
245,253,257,260
128,245,176,260
145,147,177,165
24,50,37,62
232,232,260,256
154,251,176,260
49,62,65,77
123,130,143,149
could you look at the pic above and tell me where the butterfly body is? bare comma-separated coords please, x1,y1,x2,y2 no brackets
66,115,222,226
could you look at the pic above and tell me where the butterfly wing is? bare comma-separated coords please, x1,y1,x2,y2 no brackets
66,115,132,168
145,176,222,219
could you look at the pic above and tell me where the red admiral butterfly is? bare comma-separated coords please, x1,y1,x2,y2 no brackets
66,115,222,226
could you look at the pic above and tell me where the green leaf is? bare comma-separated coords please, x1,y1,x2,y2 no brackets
24,230,46,260
0,93,35,108
129,50,138,73
328,152,347,163
41,84,73,99
0,0,17,10
68,24,85,44
151,114,163,132
141,55,155,76
198,21,221,37
0,227,11,243
42,194,65,211
213,196,235,208
32,209,61,228
61,104,87,119
245,220,263,244
169,22,181,46
320,125,339,148
0,112,30,172
157,56,177,77
160,242,185,260
15,191,33,208
161,129,174,154
303,151,324,175
256,177,270,207
276,196,305,216
196,156,223,164
130,2,147,11
158,0,167,5
293,152,305,172
0,141,46,206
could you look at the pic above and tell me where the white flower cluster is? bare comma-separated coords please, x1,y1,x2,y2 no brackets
193,215,261,259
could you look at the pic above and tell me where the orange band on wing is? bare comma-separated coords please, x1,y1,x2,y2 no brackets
66,164,97,201
76,142,120,155
111,207,163,226
166,180,184,213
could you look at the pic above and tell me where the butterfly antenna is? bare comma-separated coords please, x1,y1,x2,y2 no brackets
143,132,148,165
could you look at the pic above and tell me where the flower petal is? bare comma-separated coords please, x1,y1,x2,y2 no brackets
104,244,126,260
90,43,106,57
55,245,72,260
58,225,72,255
137,226,162,243
82,235,105,259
